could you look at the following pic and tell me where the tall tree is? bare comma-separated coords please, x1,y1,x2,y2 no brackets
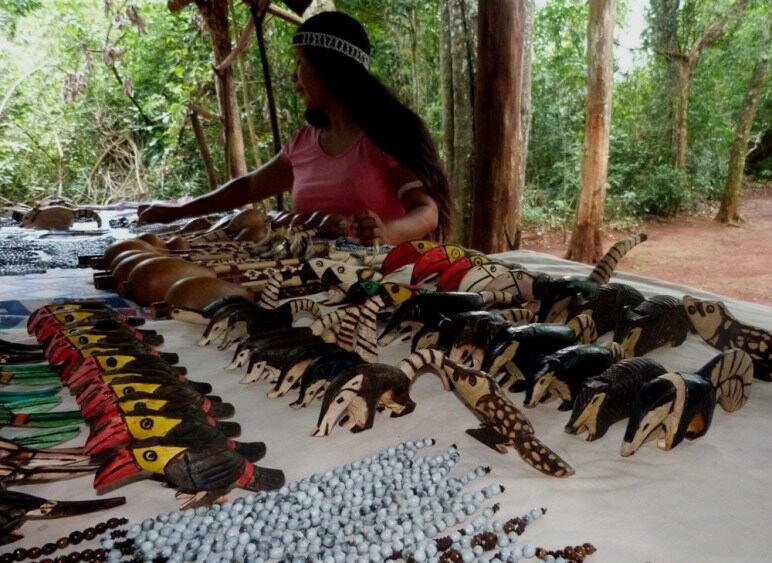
652,0,751,170
715,56,768,224
566,0,616,263
169,0,248,180
469,0,526,253
440,0,476,243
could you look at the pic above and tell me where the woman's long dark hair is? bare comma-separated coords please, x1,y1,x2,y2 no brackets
297,12,452,240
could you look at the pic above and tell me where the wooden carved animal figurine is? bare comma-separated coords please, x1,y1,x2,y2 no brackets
695,349,754,412
401,350,574,478
436,255,500,292
613,295,692,357
565,358,669,441
381,240,438,275
412,309,534,353
457,263,526,293
481,315,598,391
379,291,516,345
217,298,321,350
313,365,415,436
266,342,345,398
683,295,771,381
20,206,102,230
536,234,648,322
410,245,484,284
0,491,125,545
621,372,715,456
379,282,429,307
484,269,549,303
290,350,364,409
546,283,645,336
94,438,285,507
526,343,627,410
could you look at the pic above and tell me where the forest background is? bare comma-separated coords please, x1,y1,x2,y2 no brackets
0,0,769,240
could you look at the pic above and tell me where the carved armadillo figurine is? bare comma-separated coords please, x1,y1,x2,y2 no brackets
20,206,101,230
683,295,771,381
613,295,692,357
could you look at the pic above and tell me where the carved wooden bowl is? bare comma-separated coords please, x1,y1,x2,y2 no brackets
164,276,253,313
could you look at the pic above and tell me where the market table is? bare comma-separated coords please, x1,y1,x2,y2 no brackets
2,250,770,562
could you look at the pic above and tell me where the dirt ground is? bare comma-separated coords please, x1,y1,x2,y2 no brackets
521,187,772,306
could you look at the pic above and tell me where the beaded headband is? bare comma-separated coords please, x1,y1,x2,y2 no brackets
293,31,370,68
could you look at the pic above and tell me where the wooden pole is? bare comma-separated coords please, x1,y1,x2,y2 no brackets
250,1,285,210
469,0,525,253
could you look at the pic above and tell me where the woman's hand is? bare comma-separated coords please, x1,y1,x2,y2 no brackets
352,211,390,245
137,203,183,225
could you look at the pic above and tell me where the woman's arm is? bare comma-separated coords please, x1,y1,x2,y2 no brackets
353,187,438,245
137,153,293,224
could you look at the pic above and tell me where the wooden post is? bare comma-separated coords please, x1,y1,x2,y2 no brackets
250,1,285,210
566,0,616,263
469,0,525,253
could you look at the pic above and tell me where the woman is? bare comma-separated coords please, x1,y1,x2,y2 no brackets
138,11,451,245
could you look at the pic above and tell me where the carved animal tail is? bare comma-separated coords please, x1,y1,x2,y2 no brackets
288,298,321,321
352,297,383,362
335,307,362,353
567,314,598,344
602,341,628,361
697,349,754,412
479,291,517,307
588,233,648,284
511,434,574,478
398,349,451,390
500,308,535,326
310,306,356,336
74,208,102,227
257,270,283,310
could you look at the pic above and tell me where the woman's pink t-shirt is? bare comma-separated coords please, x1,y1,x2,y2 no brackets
280,126,407,222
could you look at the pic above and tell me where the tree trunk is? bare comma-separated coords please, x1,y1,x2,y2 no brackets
673,59,691,170
408,7,421,112
440,0,454,183
448,0,476,244
716,58,768,223
189,110,219,189
229,0,261,169
566,0,616,263
515,0,535,250
199,0,248,180
469,0,525,253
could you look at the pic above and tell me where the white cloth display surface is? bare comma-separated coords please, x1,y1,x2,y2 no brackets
2,250,771,562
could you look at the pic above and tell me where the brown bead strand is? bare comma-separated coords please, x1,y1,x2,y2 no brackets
535,542,597,563
2,517,128,563
438,549,464,563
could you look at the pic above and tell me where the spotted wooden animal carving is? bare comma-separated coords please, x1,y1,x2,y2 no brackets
613,295,691,357
683,296,771,381
400,350,573,478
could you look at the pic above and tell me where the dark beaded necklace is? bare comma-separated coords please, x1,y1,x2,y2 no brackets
536,542,598,563
2,517,127,563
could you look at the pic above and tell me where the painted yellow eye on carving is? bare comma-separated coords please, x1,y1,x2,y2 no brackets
143,450,158,462
140,418,153,430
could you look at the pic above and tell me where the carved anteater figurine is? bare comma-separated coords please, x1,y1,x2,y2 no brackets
379,291,516,345
549,283,645,336
313,364,415,436
526,342,627,410
268,342,344,399
20,206,102,230
481,315,598,391
565,358,668,441
289,350,364,409
621,372,715,456
243,335,330,385
227,327,313,371
218,298,321,350
536,234,647,322
401,350,574,478
683,295,771,381
613,295,691,357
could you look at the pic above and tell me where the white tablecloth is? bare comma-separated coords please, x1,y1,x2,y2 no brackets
2,250,771,562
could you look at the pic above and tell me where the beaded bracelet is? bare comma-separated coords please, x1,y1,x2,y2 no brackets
2,517,127,563
536,543,597,563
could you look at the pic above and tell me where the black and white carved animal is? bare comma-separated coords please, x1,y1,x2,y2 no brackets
613,295,692,357
401,350,574,478
526,343,627,410
683,295,771,381
565,358,669,441
20,206,102,230
289,350,364,409
313,365,415,436
536,234,647,322
549,283,645,337
621,372,715,456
